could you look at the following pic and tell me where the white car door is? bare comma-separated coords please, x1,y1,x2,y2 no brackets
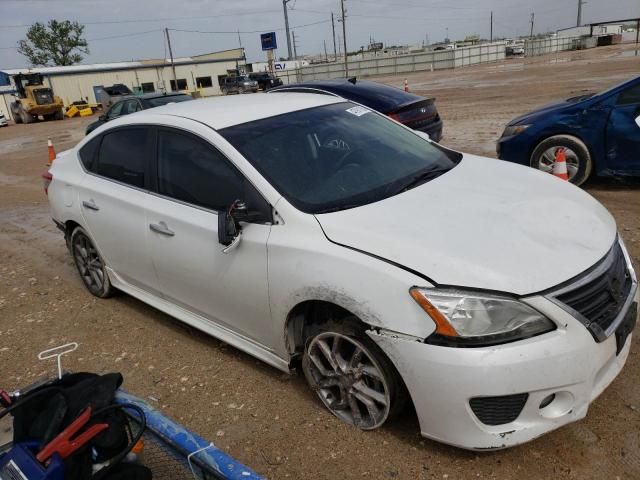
78,126,159,294
145,127,273,346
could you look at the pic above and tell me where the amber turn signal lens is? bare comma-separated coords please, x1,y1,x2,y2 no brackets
410,288,458,337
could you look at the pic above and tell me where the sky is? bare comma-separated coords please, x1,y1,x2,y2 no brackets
1,0,639,68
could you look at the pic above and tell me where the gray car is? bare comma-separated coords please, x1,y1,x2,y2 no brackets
220,75,258,95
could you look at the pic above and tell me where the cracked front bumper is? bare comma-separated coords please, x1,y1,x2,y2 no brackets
368,292,638,450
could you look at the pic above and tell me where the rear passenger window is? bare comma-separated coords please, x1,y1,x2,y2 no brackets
96,128,152,188
157,130,243,211
79,136,100,172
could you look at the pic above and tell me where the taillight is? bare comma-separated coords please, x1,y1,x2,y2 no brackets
42,171,53,195
387,112,400,121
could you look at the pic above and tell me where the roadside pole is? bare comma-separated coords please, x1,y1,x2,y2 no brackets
341,0,348,76
165,28,178,92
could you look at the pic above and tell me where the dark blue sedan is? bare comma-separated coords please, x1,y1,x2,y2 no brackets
270,78,443,142
497,75,640,185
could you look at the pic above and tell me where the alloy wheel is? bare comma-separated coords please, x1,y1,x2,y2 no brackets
72,231,106,294
537,147,579,181
304,332,392,430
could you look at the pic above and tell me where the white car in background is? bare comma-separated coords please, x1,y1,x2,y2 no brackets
44,94,638,450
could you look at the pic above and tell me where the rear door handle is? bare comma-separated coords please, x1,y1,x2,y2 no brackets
149,221,175,237
82,200,99,211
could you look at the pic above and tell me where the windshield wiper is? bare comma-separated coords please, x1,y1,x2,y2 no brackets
393,167,450,194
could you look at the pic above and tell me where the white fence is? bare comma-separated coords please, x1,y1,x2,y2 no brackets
277,42,506,84
524,35,598,57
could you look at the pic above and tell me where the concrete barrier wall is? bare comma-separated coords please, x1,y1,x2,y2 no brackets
276,42,506,83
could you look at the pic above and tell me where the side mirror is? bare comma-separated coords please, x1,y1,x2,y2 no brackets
415,131,431,142
218,200,248,253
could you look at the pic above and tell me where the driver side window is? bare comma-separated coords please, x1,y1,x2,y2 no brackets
106,101,124,119
156,129,245,212
617,84,640,106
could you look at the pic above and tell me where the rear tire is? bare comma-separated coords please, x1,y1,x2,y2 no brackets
530,135,592,186
70,226,114,298
302,317,407,430
54,109,64,120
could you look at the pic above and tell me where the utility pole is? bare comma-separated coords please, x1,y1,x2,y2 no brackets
282,0,293,60
331,13,338,61
324,40,328,62
237,29,242,48
165,28,178,92
292,30,298,60
576,0,584,27
340,0,348,76
490,11,493,42
529,12,535,39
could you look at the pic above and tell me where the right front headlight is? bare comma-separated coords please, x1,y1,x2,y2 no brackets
501,124,531,138
410,287,556,347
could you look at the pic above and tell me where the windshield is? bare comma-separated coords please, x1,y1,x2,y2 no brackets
145,95,192,107
221,102,458,214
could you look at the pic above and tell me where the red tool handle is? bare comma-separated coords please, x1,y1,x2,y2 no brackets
37,406,109,462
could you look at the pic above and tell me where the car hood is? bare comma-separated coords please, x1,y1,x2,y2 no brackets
508,99,572,125
315,155,616,295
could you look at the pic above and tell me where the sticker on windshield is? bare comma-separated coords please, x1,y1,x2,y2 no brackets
346,106,371,116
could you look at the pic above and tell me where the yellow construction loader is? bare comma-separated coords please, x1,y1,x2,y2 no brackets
10,73,64,123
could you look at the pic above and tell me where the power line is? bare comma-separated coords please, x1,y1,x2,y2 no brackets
0,9,285,29
88,30,161,42
169,19,330,35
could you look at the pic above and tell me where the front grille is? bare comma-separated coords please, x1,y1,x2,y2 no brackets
555,242,632,337
469,393,528,425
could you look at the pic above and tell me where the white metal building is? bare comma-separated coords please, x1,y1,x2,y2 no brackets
0,48,246,121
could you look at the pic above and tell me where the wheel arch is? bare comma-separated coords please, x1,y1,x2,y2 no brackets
285,300,372,361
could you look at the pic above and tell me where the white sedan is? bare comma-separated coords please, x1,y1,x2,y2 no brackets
45,93,638,450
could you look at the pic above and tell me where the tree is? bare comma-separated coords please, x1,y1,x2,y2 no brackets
18,20,89,66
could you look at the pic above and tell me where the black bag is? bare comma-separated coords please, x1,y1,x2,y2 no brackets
7,372,151,480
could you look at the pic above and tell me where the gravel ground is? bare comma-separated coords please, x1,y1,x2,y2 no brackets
1,43,639,479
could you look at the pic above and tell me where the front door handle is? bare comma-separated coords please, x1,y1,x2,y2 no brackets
82,200,99,211
149,221,175,237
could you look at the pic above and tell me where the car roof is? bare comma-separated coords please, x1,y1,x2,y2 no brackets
274,79,427,112
112,92,190,104
137,92,344,130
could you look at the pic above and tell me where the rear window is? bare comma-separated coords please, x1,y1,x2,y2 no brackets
96,128,153,188
79,136,100,172
144,95,192,108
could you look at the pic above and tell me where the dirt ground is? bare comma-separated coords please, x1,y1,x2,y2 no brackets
1,43,639,479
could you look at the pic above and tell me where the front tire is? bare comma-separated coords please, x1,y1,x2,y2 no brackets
302,323,404,430
530,135,592,186
70,226,114,298
21,108,35,124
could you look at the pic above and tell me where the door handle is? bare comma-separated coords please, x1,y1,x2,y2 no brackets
149,221,175,237
82,200,99,211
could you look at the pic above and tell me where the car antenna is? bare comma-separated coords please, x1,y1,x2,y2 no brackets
347,76,357,84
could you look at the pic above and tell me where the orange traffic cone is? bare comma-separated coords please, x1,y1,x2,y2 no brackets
404,79,409,92
552,148,568,181
47,137,56,165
